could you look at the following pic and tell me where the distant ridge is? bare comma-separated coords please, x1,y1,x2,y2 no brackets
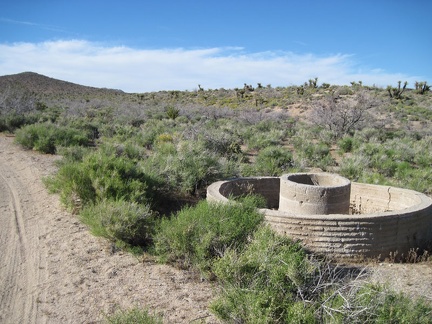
0,72,124,95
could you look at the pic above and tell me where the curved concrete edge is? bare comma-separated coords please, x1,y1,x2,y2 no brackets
206,177,432,260
207,180,231,203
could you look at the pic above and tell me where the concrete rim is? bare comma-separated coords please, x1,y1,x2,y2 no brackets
207,176,432,259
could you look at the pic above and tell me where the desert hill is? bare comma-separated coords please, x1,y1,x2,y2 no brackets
0,72,129,115
0,72,124,96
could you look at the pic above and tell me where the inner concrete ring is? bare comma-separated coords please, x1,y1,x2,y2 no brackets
207,174,432,260
279,173,351,215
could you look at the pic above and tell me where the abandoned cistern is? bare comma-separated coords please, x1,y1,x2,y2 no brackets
207,173,432,260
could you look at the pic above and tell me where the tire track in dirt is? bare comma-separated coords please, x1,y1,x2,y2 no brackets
0,147,46,324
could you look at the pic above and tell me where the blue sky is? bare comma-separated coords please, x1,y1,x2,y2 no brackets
0,0,430,92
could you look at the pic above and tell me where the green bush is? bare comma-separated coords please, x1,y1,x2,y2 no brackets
246,128,286,150
294,140,335,170
56,145,92,163
0,112,39,132
201,129,243,161
15,123,90,154
165,105,180,119
246,146,293,176
44,161,96,210
144,140,223,195
339,155,370,181
45,145,158,210
338,136,354,153
210,226,316,323
83,147,156,204
321,283,432,323
80,199,156,247
210,225,432,323
153,197,264,274
105,307,163,324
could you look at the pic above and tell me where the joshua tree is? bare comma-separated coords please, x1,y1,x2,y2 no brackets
234,88,245,99
244,83,254,92
308,77,318,88
415,81,431,94
387,81,408,99
296,86,305,95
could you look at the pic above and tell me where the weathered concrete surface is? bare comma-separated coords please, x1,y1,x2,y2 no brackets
207,177,280,208
279,173,351,215
207,176,432,260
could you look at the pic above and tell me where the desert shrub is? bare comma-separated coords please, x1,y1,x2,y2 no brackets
56,146,91,163
245,128,286,150
45,161,96,210
165,105,180,119
83,147,156,204
144,140,223,195
0,112,40,132
45,145,158,210
80,199,156,247
201,128,243,161
210,225,432,323
210,226,316,323
105,307,163,324
99,123,139,141
153,197,264,274
155,133,173,143
244,146,293,176
338,135,355,153
295,140,335,170
321,283,432,323
15,123,90,153
309,90,376,137
61,118,100,141
339,155,370,181
339,134,432,194
133,119,180,148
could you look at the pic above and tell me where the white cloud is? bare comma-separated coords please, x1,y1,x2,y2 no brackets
0,40,423,92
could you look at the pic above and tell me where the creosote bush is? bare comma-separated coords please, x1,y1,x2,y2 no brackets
210,226,432,323
244,145,294,176
80,199,156,247
144,139,224,196
153,196,264,274
45,144,159,211
15,122,90,153
210,226,316,323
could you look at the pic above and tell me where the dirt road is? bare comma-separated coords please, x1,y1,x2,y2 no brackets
0,135,217,324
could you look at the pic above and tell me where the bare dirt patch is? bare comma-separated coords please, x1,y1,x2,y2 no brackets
0,135,218,324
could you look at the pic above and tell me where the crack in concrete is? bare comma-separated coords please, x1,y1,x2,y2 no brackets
386,187,392,212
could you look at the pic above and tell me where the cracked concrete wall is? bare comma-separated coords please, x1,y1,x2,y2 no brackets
207,177,432,260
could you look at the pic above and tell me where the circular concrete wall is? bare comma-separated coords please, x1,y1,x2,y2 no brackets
207,175,432,260
279,173,351,215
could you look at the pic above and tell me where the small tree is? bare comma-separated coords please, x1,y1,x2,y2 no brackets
165,105,180,119
310,90,378,138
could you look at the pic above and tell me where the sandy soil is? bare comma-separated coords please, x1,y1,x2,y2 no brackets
1,134,432,324
0,135,218,324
